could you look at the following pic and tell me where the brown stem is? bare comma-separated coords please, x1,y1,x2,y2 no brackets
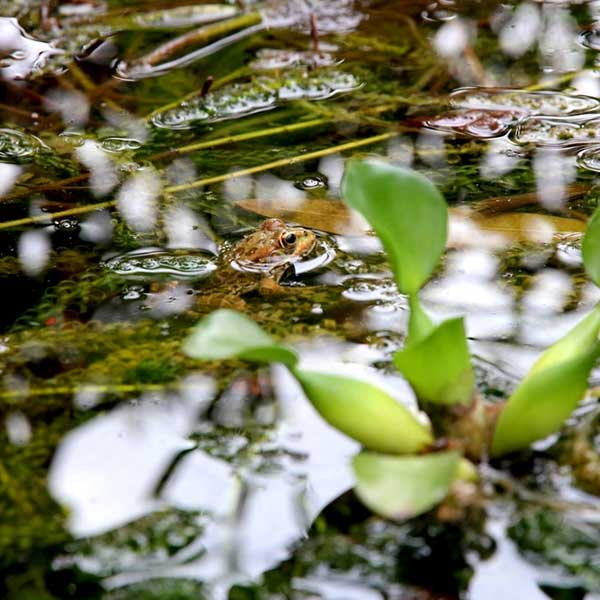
136,12,261,67
310,13,320,53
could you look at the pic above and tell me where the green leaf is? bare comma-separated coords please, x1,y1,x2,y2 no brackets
293,369,433,454
394,317,474,405
491,304,600,456
341,160,448,295
353,451,461,520
583,205,600,288
182,309,298,367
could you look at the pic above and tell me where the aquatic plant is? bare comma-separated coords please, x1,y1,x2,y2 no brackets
183,160,600,521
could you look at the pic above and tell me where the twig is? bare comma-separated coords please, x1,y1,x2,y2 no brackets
0,133,397,229
0,200,116,230
150,117,329,160
164,131,398,194
473,183,590,216
310,13,320,53
133,12,262,67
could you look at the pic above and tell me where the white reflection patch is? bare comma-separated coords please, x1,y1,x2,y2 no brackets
434,18,471,58
522,268,571,315
539,6,584,73
75,141,119,197
80,210,113,244
256,173,305,208
0,163,22,197
116,167,161,232
499,2,540,58
534,147,576,211
318,153,345,194
48,389,211,536
480,139,521,180
6,412,31,446
18,229,51,276
44,88,90,128
165,204,217,253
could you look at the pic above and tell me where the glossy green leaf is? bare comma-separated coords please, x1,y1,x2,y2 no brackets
183,309,298,367
293,369,433,454
583,205,600,287
491,304,600,456
341,160,448,295
353,451,461,520
394,317,474,405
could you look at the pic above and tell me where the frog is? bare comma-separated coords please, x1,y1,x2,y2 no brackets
197,217,317,309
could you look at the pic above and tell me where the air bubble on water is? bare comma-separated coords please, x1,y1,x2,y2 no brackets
294,174,327,191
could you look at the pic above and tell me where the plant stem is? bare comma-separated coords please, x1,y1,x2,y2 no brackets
151,117,329,160
164,131,399,193
135,12,262,67
0,200,116,230
0,132,398,229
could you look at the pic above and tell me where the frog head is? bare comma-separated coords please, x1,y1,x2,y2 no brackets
231,218,317,276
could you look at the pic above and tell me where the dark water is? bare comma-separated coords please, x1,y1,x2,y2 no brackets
3,1,600,598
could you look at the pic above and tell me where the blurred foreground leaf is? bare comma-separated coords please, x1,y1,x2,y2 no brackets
353,451,461,520
183,309,298,367
583,205,600,288
491,304,600,456
341,160,447,295
294,369,433,454
394,317,474,405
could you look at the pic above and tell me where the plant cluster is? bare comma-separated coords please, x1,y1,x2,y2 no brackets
182,159,600,520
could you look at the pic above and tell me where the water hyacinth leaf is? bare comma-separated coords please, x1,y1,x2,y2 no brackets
293,369,432,454
394,317,474,405
583,205,600,287
353,451,461,520
491,304,600,456
342,161,447,295
183,309,298,367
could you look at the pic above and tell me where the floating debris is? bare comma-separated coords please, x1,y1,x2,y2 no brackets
152,71,359,129
423,109,519,138
0,128,44,161
104,249,217,278
250,49,337,71
511,116,600,146
0,18,64,80
450,87,599,116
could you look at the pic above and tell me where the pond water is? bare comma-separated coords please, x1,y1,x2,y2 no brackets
4,1,600,598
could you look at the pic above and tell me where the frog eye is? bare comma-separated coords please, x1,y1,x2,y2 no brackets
279,231,297,248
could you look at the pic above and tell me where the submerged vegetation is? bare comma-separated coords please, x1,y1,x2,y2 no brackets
5,0,600,598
